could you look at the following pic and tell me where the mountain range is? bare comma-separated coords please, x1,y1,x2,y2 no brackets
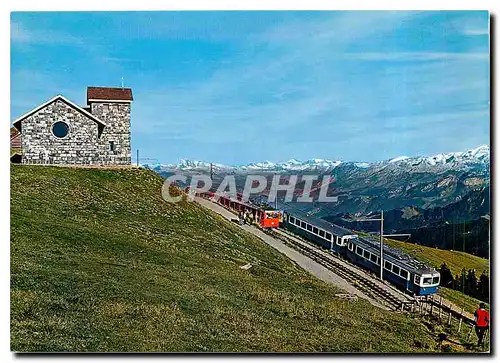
148,145,489,215
145,145,489,174
148,145,490,256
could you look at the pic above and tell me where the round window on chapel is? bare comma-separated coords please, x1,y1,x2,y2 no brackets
52,122,69,138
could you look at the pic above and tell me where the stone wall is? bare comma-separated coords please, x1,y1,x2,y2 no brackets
21,99,104,165
90,102,131,165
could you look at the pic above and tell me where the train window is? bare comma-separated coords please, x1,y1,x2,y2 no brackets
400,269,409,280
348,243,354,251
289,216,295,224
306,224,313,232
267,212,279,219
423,277,432,285
313,227,318,234
370,254,378,263
356,246,362,255
363,250,370,259
325,233,332,241
392,265,400,275
301,221,306,228
319,230,325,237
384,261,392,270
432,276,440,284
295,218,301,226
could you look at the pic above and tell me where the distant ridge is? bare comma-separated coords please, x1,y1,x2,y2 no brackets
143,145,490,172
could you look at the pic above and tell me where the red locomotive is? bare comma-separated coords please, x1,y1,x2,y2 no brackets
195,190,280,229
261,210,280,228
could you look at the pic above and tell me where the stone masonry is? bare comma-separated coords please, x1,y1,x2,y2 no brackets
12,87,133,166
19,99,104,165
90,102,131,165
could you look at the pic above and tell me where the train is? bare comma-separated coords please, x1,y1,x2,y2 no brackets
195,191,440,296
196,191,281,229
282,209,440,296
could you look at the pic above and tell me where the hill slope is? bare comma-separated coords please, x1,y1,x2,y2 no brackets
384,238,489,277
11,166,438,352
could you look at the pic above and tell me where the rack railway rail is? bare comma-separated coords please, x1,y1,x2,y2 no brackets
268,227,415,311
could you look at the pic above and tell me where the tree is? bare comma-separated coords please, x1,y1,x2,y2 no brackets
453,274,461,291
478,271,489,303
438,263,454,287
465,269,478,297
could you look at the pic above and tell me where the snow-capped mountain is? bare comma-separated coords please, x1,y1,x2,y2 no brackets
144,145,489,173
146,145,489,222
146,158,344,172
389,156,410,163
240,158,342,171
244,161,277,170
141,159,230,171
386,145,490,168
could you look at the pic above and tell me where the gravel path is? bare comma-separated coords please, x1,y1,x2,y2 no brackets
194,197,387,309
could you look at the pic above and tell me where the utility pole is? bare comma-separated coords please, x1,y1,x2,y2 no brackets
136,149,139,167
380,210,384,280
274,173,278,210
333,223,339,256
351,211,410,281
210,163,213,181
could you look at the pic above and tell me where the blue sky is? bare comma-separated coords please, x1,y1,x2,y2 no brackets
11,11,490,165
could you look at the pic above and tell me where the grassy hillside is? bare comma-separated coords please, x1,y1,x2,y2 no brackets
384,238,489,277
438,288,490,315
11,165,442,352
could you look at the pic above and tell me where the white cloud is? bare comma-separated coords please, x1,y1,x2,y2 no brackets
253,11,414,46
342,52,489,61
10,20,82,46
10,21,32,43
463,28,489,36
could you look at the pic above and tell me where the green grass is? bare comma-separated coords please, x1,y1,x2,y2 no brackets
418,313,489,353
384,238,489,277
438,287,489,316
11,165,448,352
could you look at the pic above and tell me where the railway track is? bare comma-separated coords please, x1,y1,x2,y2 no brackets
197,195,414,311
267,228,414,311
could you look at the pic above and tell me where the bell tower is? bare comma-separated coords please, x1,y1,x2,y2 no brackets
87,87,133,165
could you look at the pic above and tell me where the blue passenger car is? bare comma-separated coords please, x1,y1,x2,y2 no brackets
345,236,440,296
282,210,357,254
282,208,440,297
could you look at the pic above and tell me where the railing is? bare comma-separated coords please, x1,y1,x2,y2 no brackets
409,295,489,345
